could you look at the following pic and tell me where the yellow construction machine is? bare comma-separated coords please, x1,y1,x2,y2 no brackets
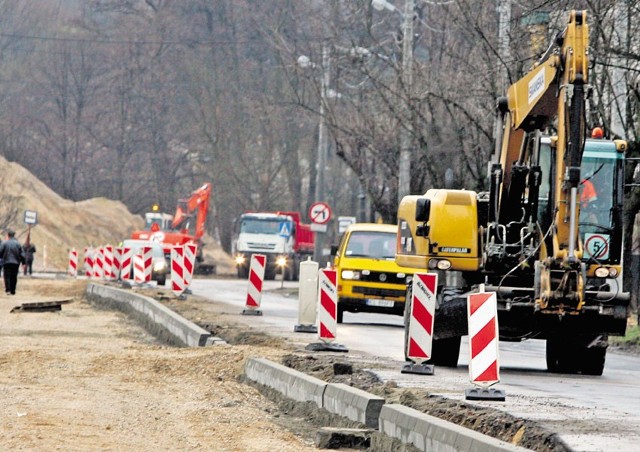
397,10,629,375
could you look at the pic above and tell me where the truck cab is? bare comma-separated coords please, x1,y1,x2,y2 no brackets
332,223,424,324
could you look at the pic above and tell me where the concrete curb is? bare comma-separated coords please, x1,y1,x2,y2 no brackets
379,404,527,452
323,383,384,428
245,358,326,408
86,283,212,347
244,358,531,452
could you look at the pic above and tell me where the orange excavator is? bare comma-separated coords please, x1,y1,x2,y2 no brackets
131,183,216,274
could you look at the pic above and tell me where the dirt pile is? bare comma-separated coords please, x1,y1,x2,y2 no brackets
0,155,234,273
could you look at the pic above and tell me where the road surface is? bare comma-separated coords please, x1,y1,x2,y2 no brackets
191,277,640,452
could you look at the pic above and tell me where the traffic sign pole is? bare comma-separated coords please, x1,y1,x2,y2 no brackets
309,202,333,264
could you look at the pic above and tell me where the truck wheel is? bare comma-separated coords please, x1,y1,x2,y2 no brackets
580,346,606,376
404,284,461,367
546,337,576,373
403,284,412,361
337,305,344,324
428,337,461,367
546,335,606,375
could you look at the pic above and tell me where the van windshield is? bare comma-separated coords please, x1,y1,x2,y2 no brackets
345,231,396,259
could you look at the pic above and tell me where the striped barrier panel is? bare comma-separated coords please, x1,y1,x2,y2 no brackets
93,247,104,279
68,249,78,277
120,246,132,280
318,268,338,343
171,246,186,296
83,247,93,277
244,254,266,313
407,273,437,363
467,291,500,386
184,243,197,287
103,245,114,280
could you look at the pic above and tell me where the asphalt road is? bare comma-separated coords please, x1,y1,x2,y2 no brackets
191,277,640,452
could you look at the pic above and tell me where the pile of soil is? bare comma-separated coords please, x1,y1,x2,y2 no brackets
0,155,234,273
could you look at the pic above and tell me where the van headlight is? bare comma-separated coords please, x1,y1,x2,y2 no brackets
341,270,360,280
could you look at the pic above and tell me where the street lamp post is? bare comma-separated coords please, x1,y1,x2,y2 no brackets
373,0,415,204
314,45,330,264
299,46,331,264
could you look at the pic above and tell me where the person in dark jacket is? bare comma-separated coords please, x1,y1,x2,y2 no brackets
0,230,23,295
22,242,36,276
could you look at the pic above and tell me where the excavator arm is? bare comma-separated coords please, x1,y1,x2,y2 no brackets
171,183,212,240
490,10,589,309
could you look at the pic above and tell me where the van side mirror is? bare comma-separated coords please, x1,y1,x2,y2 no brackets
330,245,338,256
415,198,431,222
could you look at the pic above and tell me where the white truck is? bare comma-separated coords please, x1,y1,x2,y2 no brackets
232,211,315,281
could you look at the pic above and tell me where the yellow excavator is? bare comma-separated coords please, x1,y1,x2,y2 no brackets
396,10,629,375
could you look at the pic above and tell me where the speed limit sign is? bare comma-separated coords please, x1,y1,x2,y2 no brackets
584,233,610,260
309,202,332,225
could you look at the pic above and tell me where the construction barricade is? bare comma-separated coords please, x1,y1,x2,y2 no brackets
102,245,114,280
306,267,347,352
93,247,104,279
294,258,318,333
402,273,437,375
83,247,93,277
132,246,152,284
465,289,505,401
171,246,186,296
68,249,78,277
120,246,132,280
242,254,266,316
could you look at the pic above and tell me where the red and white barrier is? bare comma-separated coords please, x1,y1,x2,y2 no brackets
113,247,122,280
184,243,197,287
83,247,93,277
103,245,114,280
133,253,145,283
139,246,152,282
171,243,197,297
244,254,266,312
317,268,338,342
467,291,500,386
68,249,78,277
171,246,186,296
120,246,132,280
93,247,104,279
406,273,437,363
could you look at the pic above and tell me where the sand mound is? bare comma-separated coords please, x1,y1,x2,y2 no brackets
0,156,234,273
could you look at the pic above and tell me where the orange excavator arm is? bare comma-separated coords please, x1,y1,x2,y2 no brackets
171,183,212,239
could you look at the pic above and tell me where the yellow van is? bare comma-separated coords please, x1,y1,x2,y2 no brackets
332,223,424,323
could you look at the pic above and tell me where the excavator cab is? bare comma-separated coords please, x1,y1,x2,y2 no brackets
536,136,625,272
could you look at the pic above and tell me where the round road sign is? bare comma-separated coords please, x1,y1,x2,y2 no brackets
309,202,332,225
584,233,610,260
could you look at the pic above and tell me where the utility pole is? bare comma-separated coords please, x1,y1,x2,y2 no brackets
493,0,511,159
313,45,330,263
397,0,414,204
610,1,629,139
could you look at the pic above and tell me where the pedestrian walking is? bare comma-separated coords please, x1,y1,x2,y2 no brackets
0,230,23,295
22,242,36,276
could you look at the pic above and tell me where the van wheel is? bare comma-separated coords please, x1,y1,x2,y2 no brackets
337,306,344,324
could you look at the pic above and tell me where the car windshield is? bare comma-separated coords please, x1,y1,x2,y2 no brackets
344,231,396,259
